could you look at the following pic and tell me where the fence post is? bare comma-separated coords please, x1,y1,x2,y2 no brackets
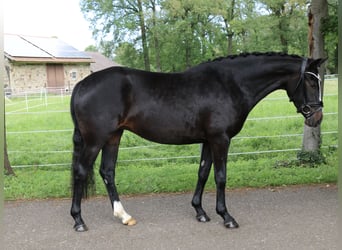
45,88,48,107
25,91,29,112
60,88,64,103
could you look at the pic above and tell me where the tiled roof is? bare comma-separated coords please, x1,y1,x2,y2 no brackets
85,51,120,72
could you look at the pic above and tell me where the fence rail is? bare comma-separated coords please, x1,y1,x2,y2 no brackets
7,128,338,168
8,144,338,169
5,80,338,169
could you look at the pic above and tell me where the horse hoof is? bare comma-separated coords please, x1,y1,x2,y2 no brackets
123,217,137,226
224,220,239,229
74,223,88,232
196,214,211,222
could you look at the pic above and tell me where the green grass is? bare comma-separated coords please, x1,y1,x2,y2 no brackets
4,80,338,200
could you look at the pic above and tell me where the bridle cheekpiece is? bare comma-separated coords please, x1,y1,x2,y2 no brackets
289,58,323,119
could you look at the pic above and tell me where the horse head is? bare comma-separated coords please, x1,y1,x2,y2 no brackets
288,57,327,127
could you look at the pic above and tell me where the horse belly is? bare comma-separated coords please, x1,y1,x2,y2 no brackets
124,111,205,145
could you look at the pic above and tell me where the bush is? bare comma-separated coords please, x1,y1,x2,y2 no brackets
296,150,326,167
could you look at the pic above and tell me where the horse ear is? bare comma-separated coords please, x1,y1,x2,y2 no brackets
308,57,327,69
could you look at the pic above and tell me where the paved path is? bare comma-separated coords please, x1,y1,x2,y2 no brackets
3,185,337,250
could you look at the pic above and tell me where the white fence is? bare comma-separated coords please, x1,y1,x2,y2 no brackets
5,79,338,169
6,128,338,168
5,87,70,113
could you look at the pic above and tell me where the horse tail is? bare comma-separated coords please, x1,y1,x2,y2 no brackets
70,83,95,198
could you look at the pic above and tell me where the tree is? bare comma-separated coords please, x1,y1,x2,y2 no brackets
322,0,338,74
115,42,144,68
148,0,163,71
299,0,327,163
215,0,238,55
137,0,151,70
85,45,99,52
80,0,335,72
258,0,307,54
80,0,151,70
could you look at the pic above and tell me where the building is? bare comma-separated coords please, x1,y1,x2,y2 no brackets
85,51,120,73
4,34,94,94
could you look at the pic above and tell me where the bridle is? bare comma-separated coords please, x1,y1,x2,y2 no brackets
289,58,323,118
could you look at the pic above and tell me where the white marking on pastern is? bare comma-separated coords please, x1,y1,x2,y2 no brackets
113,201,137,225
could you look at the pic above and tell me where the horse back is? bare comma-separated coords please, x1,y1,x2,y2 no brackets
72,66,246,144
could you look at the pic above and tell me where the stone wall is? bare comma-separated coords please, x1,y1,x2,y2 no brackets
64,64,91,91
5,63,47,93
4,60,91,94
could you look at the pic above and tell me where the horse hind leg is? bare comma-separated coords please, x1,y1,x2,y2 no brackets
71,139,101,232
191,142,212,222
100,131,136,226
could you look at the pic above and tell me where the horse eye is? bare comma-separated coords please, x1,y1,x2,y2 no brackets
307,79,317,89
310,82,317,89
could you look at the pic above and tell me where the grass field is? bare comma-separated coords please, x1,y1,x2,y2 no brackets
4,79,338,200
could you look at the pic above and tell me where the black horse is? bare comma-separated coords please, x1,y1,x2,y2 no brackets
70,52,325,232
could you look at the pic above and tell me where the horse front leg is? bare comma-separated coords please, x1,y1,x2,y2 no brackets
192,143,212,222
210,136,239,229
100,132,136,226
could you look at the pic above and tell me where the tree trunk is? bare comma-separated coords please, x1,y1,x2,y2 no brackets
224,0,235,55
279,16,288,53
137,0,150,71
151,0,162,72
302,0,327,153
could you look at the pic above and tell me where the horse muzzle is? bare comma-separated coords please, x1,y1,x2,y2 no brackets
304,109,323,127
297,102,323,127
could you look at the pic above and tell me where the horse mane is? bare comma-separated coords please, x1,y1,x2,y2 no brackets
208,52,303,64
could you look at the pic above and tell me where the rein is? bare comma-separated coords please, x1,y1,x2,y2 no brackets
290,58,323,118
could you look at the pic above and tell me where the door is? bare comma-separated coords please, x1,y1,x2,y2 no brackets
47,64,64,93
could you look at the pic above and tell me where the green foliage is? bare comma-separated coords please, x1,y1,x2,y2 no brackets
84,45,98,52
296,150,326,166
322,0,338,73
79,0,337,73
115,42,144,69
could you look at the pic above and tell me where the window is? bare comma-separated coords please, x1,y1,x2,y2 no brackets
70,70,77,80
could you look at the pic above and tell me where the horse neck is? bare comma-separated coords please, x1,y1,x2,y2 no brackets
235,57,301,109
